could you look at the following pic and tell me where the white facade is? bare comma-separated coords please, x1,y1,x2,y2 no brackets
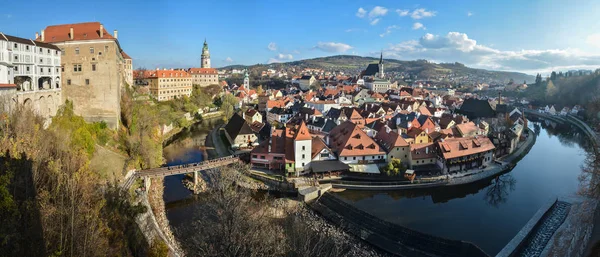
294,139,312,172
365,79,391,93
0,33,62,117
339,154,386,164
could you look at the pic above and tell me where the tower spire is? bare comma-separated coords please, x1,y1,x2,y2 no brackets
379,50,383,64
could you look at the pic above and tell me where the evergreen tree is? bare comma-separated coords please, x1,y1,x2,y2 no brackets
535,73,542,85
550,71,557,81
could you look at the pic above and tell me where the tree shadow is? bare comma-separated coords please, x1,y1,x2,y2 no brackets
484,173,517,208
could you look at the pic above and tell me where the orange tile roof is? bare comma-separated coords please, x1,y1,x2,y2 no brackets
455,122,479,137
311,136,330,159
0,83,17,88
328,121,385,157
267,100,285,108
375,127,409,152
294,121,312,141
40,22,114,43
188,68,218,74
438,136,495,159
148,70,191,78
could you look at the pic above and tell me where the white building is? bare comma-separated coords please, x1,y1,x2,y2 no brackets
0,32,62,117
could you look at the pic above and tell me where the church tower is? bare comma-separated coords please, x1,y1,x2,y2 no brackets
243,69,250,89
201,39,211,68
378,51,384,79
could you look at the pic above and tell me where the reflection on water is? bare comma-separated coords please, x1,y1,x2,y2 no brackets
162,118,223,203
335,121,590,255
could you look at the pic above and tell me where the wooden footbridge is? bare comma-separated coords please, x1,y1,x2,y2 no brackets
121,155,241,191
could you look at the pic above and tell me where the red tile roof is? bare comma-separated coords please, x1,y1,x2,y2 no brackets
311,137,331,159
438,136,495,160
328,121,385,157
147,70,191,78
410,143,436,160
0,83,17,88
188,68,218,74
293,121,312,141
40,22,115,43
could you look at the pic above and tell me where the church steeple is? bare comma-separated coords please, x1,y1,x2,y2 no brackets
378,51,384,79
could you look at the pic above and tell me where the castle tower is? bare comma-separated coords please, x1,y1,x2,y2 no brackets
201,39,211,68
378,51,384,79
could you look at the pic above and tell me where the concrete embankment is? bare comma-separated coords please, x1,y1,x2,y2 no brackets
496,199,570,257
311,193,489,257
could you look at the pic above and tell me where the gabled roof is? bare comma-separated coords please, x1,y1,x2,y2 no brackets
311,137,331,159
455,122,479,137
1,33,61,51
437,136,495,160
39,22,115,43
458,98,496,119
294,121,312,141
224,113,254,139
363,63,379,76
375,126,408,152
328,121,385,157
410,143,436,160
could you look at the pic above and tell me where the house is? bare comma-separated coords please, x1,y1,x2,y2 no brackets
250,121,314,176
298,75,316,90
455,122,483,137
311,136,336,161
267,107,294,124
560,107,570,116
327,121,387,165
375,126,410,165
405,128,433,144
437,136,495,174
244,108,262,124
224,113,258,149
409,143,437,169
545,105,557,115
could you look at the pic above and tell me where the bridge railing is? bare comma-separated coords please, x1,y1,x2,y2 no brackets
140,155,240,174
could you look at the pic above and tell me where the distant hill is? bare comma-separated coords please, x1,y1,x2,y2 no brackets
221,55,535,84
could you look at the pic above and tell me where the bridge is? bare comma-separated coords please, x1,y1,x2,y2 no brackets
121,155,241,192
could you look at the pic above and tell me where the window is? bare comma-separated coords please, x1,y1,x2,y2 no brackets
252,155,257,158
344,157,347,160
14,66,18,71
320,153,328,158
61,66,64,72
47,49,50,54
92,64,96,71
260,155,265,159
40,68,43,73
302,146,305,151
90,47,94,54
61,48,65,55
73,64,82,72
26,67,30,72
13,43,17,48
85,79,90,85
302,154,305,159
26,45,29,50
67,79,71,85
14,55,17,61
353,157,356,160
75,47,79,54
47,68,50,72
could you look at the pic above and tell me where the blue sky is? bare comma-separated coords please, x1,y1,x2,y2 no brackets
2,0,600,74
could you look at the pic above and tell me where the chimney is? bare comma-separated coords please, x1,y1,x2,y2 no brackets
69,27,74,40
113,30,118,39
35,32,39,40
100,24,104,38
41,30,45,42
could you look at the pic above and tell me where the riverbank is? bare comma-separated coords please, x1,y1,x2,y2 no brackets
324,128,536,191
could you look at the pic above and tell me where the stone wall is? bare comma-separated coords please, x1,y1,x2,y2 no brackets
55,40,123,129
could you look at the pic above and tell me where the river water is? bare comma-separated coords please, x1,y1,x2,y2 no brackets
162,119,592,256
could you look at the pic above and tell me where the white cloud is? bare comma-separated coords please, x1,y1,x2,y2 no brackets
357,6,388,25
356,7,366,18
315,42,353,53
379,31,600,74
396,9,409,16
225,57,233,63
411,8,436,19
277,53,293,60
369,6,388,19
380,25,400,38
586,34,600,48
467,11,473,17
412,22,425,30
267,42,277,51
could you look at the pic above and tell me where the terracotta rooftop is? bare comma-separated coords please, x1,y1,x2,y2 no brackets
328,121,385,157
0,83,17,88
188,68,218,74
39,22,115,43
438,136,495,160
410,143,436,160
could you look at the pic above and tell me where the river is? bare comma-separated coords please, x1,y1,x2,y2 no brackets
161,118,592,256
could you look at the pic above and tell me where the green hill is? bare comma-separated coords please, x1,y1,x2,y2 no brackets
221,55,534,84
